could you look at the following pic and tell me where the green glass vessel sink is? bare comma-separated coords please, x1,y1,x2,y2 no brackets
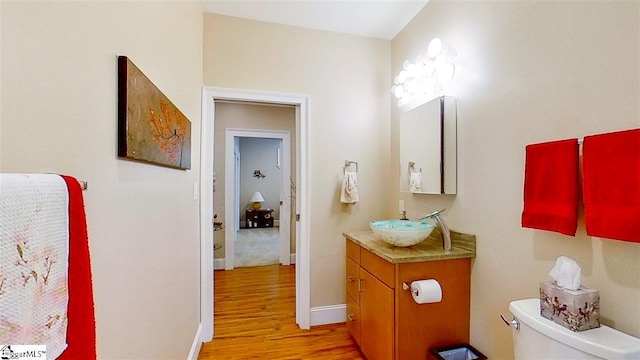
369,219,435,247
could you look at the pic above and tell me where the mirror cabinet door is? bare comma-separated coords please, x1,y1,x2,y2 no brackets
399,96,457,194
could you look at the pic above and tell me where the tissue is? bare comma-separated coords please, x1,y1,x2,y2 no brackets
548,256,581,290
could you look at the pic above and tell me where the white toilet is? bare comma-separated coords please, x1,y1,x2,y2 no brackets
507,298,640,359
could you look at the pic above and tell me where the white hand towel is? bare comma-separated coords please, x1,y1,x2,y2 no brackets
340,171,359,204
409,172,423,193
0,173,69,359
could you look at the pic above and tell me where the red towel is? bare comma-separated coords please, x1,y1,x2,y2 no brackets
583,129,640,243
522,139,580,236
59,176,97,360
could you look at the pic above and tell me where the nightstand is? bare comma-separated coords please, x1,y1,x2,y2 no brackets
245,209,274,228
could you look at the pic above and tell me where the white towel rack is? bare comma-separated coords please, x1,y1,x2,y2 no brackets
408,161,422,175
344,160,358,173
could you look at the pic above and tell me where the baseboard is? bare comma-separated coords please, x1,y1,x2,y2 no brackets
309,304,346,326
214,258,225,270
290,253,296,264
187,323,203,360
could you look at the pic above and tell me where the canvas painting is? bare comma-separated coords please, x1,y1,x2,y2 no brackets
118,56,191,170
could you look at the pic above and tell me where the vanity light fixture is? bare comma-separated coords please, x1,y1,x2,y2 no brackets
391,38,457,108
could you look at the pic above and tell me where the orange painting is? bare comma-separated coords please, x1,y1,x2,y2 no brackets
118,56,191,170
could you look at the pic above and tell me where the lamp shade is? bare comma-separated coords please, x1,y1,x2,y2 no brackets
250,192,265,203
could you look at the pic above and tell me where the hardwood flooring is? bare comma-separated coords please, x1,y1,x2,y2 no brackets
198,264,364,360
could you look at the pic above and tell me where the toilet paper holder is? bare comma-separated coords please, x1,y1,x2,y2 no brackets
402,282,419,296
403,279,443,304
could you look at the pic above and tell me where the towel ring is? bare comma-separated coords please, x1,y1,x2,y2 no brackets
408,161,421,175
344,160,358,174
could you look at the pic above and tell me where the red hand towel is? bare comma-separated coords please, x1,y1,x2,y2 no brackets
522,139,579,236
59,176,97,360
583,128,640,243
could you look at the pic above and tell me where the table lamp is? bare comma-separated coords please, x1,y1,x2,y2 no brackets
250,191,265,210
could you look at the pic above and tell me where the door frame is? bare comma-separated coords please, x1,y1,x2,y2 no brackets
199,87,310,342
224,129,291,269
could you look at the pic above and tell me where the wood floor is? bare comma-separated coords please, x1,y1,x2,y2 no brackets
198,264,364,360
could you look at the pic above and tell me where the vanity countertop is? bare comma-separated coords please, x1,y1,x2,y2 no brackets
343,227,476,264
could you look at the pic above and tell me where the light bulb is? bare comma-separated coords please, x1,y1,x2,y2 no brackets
441,63,455,81
394,75,400,85
405,79,415,94
406,62,416,76
416,78,429,95
403,60,411,70
427,38,442,58
414,62,426,77
425,76,435,88
424,60,435,76
398,70,407,84
446,48,458,62
394,85,404,98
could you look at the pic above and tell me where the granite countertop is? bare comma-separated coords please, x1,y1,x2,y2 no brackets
343,227,476,264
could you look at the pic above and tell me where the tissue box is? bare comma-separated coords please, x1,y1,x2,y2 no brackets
539,281,600,332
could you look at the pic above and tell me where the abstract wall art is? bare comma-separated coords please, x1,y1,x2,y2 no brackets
117,56,191,170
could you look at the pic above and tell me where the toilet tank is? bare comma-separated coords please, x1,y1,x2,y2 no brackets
509,298,640,360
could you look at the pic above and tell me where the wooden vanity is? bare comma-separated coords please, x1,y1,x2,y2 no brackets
344,228,476,360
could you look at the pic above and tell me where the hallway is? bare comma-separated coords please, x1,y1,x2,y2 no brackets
198,265,363,359
234,227,280,268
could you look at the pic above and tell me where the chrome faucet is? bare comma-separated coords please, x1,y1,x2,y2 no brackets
420,209,451,251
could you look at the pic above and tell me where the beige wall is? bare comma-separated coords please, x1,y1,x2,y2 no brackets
392,1,640,358
213,102,296,256
1,1,203,359
3,2,637,358
204,14,391,307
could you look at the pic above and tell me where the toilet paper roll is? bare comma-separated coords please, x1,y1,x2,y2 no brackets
411,279,442,304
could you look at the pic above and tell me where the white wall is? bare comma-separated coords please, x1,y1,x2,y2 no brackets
204,14,391,307
1,1,203,359
391,1,640,358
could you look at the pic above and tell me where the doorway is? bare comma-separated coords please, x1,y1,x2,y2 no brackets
199,87,310,342
225,130,291,269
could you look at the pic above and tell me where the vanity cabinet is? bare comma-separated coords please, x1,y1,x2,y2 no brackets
345,236,472,360
347,240,394,360
359,265,394,360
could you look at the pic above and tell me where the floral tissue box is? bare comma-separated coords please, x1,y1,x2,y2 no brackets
540,280,600,332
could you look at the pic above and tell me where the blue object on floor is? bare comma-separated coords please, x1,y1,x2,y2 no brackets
429,344,486,360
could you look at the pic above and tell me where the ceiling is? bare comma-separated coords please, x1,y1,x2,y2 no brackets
200,1,429,40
